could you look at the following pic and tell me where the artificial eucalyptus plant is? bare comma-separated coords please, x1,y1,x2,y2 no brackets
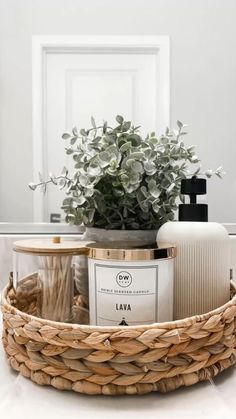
29,116,224,230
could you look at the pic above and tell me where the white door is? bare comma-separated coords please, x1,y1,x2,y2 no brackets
32,36,170,221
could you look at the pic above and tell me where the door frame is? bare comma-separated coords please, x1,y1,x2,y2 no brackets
32,35,170,221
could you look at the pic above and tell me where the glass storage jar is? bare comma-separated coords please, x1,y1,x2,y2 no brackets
13,237,88,322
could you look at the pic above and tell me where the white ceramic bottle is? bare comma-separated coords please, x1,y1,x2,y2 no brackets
157,176,230,319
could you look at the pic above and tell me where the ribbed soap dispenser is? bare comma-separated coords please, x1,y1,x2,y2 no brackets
157,176,230,319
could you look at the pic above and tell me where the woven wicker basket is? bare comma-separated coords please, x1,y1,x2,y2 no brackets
1,276,236,395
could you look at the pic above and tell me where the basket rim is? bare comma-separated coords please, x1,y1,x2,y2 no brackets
1,281,236,333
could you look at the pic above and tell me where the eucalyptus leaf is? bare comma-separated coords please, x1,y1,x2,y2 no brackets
122,121,131,132
79,175,88,187
58,178,67,189
152,199,160,213
130,161,143,173
77,196,86,205
119,142,132,153
191,155,199,163
70,137,77,145
72,126,78,136
144,161,156,175
205,169,213,178
80,129,87,136
127,134,142,146
192,165,201,176
66,148,74,155
88,208,95,223
114,189,124,197
91,116,96,128
61,166,68,177
99,151,111,162
116,115,124,124
28,182,37,191
129,152,144,160
62,132,72,140
179,194,185,203
87,163,102,177
84,188,94,197
166,183,175,195
103,121,108,133
140,186,149,198
177,120,183,129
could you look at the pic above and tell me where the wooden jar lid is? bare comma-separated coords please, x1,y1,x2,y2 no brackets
13,237,91,255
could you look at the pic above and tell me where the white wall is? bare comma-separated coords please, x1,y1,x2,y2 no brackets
0,0,236,223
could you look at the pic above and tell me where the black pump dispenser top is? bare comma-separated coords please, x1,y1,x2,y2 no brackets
179,176,208,222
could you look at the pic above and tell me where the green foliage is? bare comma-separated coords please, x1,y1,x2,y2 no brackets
29,116,224,230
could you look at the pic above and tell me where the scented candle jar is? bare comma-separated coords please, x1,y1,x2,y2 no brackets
87,242,176,326
13,238,88,322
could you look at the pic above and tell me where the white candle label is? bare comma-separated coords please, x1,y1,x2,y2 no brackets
93,263,158,326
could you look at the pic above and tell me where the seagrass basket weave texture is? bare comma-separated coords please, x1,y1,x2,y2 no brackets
1,277,236,396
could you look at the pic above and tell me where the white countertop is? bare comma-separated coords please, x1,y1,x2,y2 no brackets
0,313,235,419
